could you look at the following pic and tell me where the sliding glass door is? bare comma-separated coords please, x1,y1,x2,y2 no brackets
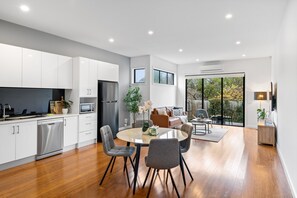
186,74,244,127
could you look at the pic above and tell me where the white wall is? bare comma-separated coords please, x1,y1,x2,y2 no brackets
272,0,297,196
150,56,177,108
177,57,271,128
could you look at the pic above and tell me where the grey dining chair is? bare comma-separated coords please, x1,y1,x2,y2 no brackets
180,123,194,181
99,125,135,187
142,138,180,198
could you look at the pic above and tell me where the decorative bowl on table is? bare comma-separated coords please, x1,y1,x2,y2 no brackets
148,126,159,136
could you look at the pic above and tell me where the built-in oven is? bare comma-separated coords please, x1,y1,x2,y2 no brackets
80,103,95,113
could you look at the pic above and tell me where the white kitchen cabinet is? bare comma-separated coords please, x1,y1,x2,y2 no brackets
64,116,78,147
79,113,97,143
58,55,73,89
0,43,22,87
98,61,119,82
78,57,98,97
22,48,42,88
0,121,37,165
42,52,58,88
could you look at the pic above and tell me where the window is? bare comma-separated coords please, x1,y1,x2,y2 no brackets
153,69,174,85
134,68,145,83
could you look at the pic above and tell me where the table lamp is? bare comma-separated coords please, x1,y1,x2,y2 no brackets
254,91,267,109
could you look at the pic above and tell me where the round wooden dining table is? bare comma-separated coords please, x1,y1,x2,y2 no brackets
117,127,188,194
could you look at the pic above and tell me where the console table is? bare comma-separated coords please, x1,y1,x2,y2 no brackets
257,120,276,146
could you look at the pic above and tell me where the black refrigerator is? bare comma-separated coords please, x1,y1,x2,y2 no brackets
97,81,119,142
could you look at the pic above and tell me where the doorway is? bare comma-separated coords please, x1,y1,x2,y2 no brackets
186,74,245,127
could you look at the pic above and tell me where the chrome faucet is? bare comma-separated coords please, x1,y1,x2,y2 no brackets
3,104,11,118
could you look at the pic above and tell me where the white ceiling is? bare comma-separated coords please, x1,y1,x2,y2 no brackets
0,0,288,64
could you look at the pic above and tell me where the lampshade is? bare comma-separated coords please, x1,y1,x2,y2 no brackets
254,92,267,100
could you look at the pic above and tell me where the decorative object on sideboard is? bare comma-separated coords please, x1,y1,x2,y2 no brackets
254,91,268,120
123,86,142,127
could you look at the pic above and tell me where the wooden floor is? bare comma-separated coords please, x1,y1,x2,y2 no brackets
0,126,292,198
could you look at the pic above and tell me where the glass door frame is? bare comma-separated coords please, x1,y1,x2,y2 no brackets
185,73,245,127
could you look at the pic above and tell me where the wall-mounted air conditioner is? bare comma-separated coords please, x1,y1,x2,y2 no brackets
200,65,223,73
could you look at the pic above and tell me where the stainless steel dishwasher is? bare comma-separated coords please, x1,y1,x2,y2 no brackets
36,118,64,160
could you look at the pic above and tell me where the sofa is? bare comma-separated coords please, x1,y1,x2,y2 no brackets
150,107,188,128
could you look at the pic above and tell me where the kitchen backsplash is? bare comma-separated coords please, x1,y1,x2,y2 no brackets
0,88,64,115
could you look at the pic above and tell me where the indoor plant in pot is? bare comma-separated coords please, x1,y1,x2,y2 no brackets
61,99,73,114
123,86,142,127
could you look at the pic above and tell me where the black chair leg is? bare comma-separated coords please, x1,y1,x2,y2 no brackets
166,170,169,184
168,169,180,198
110,156,116,173
142,167,151,188
99,156,114,185
124,157,131,187
128,156,135,170
182,156,194,181
146,169,156,198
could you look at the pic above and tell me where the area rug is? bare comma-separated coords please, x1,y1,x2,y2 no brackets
191,127,229,143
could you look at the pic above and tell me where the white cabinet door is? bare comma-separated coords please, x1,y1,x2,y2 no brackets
89,60,98,97
98,61,119,82
79,57,90,97
0,124,16,164
64,116,78,147
42,52,58,88
15,121,37,160
0,43,22,87
58,55,73,89
22,48,42,87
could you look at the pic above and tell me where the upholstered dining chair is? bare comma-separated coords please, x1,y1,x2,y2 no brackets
99,125,135,187
142,139,180,198
180,123,194,181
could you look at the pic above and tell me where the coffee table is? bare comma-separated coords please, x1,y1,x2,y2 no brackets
191,118,212,135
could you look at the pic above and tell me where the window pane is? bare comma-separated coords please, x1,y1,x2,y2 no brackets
168,73,174,85
154,70,159,83
134,69,145,83
160,71,167,84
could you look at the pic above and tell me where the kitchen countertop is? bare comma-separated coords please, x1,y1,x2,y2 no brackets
0,113,79,125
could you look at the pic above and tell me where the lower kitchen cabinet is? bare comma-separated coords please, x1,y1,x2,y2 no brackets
64,116,78,147
0,121,37,164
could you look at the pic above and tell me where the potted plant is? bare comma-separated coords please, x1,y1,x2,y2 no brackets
61,100,73,114
257,108,266,120
123,86,142,126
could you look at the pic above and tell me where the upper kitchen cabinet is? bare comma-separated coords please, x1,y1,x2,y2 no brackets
42,52,58,88
98,61,119,82
58,55,73,89
22,48,42,88
0,43,22,87
75,57,97,97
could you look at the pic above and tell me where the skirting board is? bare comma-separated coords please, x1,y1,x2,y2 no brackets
277,143,297,197
0,156,35,171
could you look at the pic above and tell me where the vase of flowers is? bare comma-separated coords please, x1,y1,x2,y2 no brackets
138,100,153,132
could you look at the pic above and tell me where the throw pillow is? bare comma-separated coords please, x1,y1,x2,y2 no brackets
157,108,167,115
172,109,183,117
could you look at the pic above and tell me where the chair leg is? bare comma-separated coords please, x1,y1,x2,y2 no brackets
99,156,114,185
124,157,131,188
168,169,180,198
182,156,194,181
146,169,156,198
142,167,151,188
110,156,116,173
166,170,169,184
128,156,135,170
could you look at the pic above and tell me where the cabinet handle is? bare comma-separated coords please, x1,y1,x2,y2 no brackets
90,89,92,95
85,123,91,125
64,119,67,126
12,126,15,135
17,126,19,134
85,132,91,135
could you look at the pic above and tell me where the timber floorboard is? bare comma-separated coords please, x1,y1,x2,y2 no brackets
0,126,292,197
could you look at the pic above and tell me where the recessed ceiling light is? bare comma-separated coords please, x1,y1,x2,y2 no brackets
179,49,183,52
196,59,200,62
109,38,114,43
236,41,241,45
242,54,246,57
20,5,30,12
225,13,233,19
148,30,154,35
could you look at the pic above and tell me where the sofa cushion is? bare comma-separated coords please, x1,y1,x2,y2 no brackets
169,117,182,126
157,108,167,115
